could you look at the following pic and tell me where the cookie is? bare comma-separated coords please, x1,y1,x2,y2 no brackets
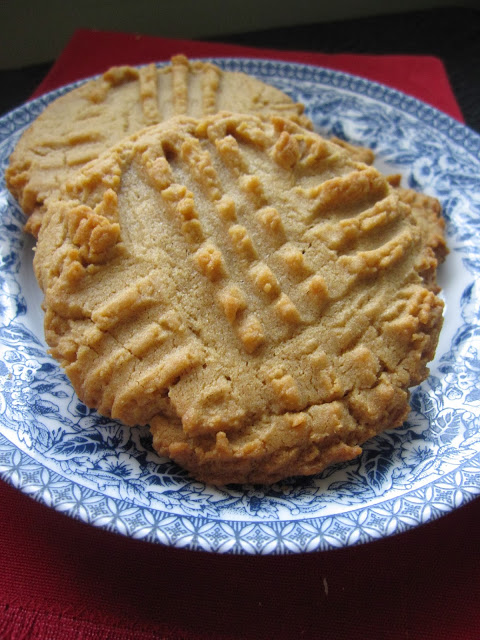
6,55,309,237
330,140,447,291
34,112,445,485
330,136,376,165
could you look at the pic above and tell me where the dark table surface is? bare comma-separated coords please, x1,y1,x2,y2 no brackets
1,7,479,133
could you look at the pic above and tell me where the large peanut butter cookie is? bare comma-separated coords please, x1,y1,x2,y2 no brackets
34,113,445,484
6,55,308,237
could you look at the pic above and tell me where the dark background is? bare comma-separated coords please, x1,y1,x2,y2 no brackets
0,7,479,133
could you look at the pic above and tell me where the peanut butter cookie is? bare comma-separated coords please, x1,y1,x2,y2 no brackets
34,113,445,484
6,55,308,237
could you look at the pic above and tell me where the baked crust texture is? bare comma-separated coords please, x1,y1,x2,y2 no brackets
34,113,445,484
6,55,308,237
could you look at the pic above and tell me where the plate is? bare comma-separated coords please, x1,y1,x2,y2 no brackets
1,58,480,554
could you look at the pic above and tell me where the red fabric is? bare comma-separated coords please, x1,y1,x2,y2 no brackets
31,29,464,123
1,29,478,640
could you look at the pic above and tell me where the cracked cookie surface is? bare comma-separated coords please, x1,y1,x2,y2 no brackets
6,55,308,237
34,112,445,484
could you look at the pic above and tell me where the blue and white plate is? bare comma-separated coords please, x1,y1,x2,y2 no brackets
1,59,479,554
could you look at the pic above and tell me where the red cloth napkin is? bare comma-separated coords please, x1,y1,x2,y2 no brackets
1,29,478,640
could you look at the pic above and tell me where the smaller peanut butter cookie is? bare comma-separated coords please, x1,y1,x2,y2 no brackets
6,55,309,237
34,113,445,485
